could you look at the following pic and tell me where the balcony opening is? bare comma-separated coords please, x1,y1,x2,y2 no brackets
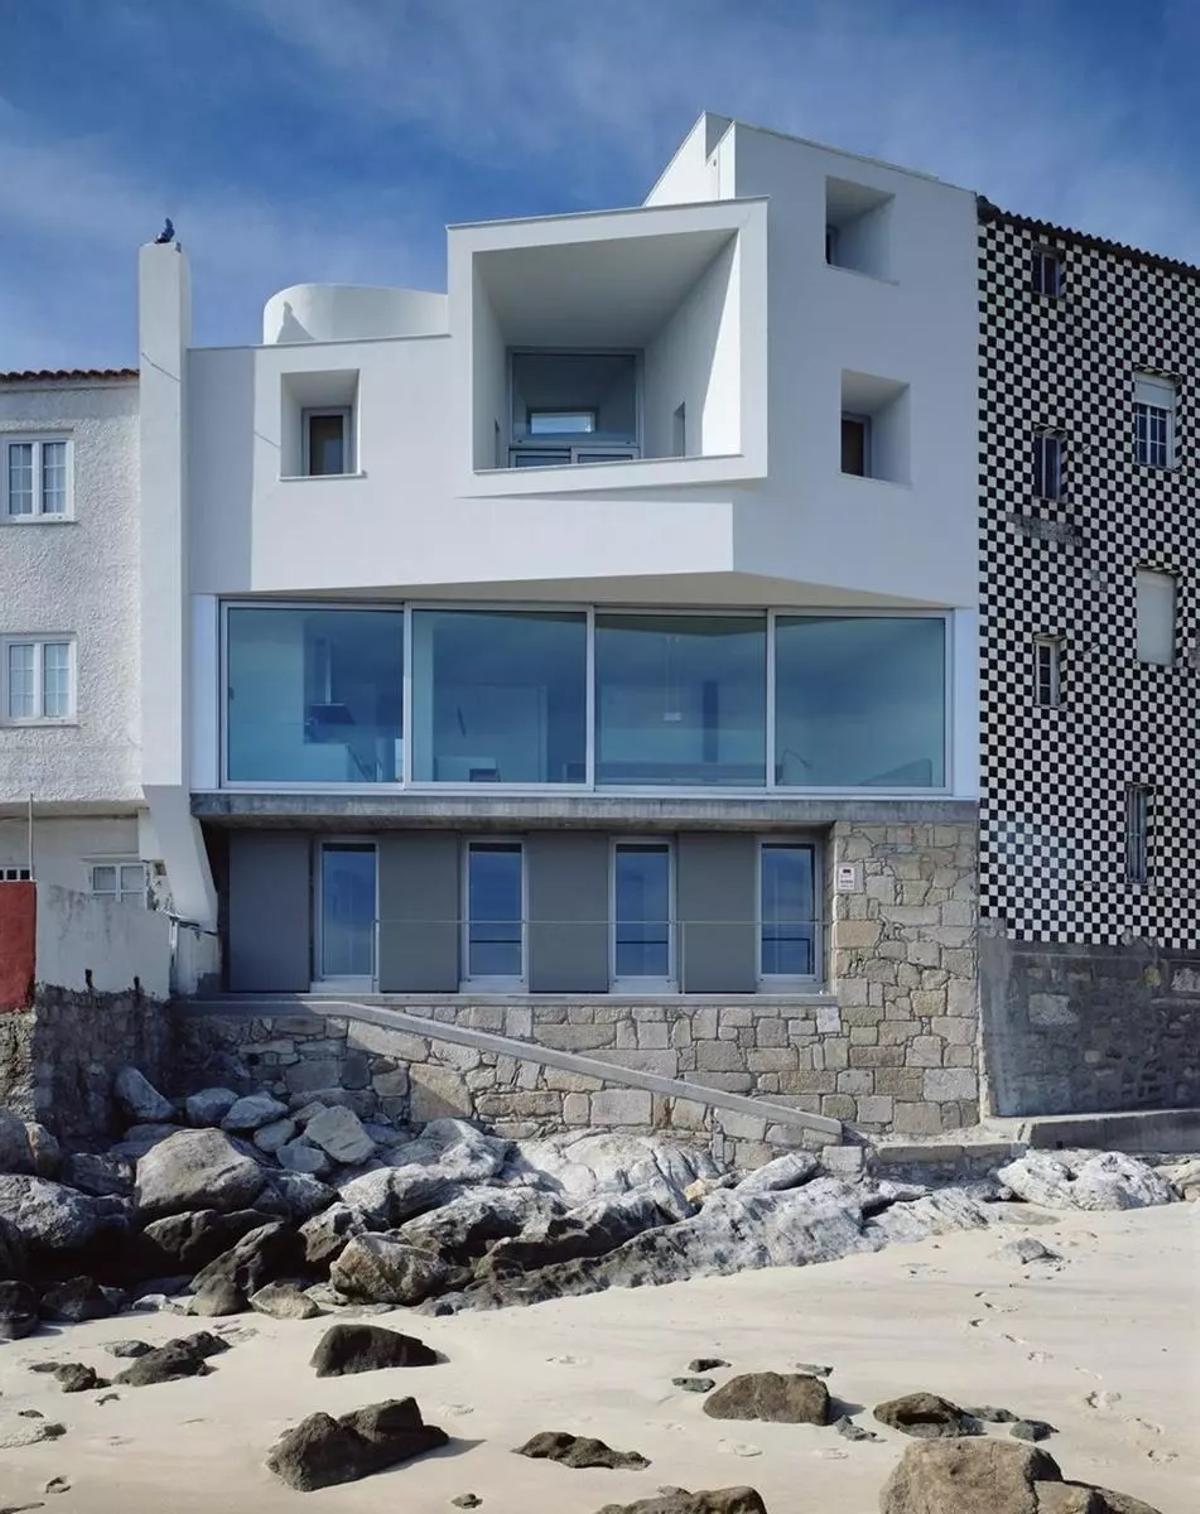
509,351,639,467
825,177,894,279
471,223,743,472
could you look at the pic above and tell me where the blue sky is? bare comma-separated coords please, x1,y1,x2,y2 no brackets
2,0,1197,369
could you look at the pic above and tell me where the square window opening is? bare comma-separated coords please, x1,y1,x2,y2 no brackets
3,436,72,519
824,177,894,279
281,371,359,478
1031,247,1063,297
3,637,75,723
840,371,910,484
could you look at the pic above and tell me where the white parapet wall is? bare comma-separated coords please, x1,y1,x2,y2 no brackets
35,883,172,1000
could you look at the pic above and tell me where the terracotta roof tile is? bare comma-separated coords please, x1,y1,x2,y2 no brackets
0,367,138,383
976,197,1200,279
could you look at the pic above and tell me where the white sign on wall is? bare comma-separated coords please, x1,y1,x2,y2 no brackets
834,861,863,893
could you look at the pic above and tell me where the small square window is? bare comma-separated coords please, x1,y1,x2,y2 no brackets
1031,247,1063,297
2,436,72,518
89,860,147,905
841,414,870,477
303,409,351,476
528,410,596,436
1033,430,1064,500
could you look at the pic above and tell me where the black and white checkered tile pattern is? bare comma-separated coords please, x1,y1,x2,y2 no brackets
979,217,1199,950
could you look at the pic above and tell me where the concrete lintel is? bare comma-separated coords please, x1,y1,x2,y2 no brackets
181,994,844,1140
192,792,978,830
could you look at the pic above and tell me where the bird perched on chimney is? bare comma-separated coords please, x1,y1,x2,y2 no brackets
154,218,175,245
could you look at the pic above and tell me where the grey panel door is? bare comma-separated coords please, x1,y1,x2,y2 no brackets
377,832,460,992
676,833,757,993
526,832,609,992
228,832,311,992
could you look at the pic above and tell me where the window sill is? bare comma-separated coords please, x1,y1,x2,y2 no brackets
0,515,76,525
839,472,913,491
825,262,898,287
0,719,78,729
1132,461,1180,474
278,471,367,483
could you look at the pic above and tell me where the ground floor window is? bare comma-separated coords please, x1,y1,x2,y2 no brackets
315,840,377,983
759,842,817,979
89,860,147,905
463,840,524,984
611,840,674,988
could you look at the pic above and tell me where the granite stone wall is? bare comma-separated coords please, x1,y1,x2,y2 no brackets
979,928,1200,1116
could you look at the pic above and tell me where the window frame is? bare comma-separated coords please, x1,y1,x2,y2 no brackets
609,837,676,993
1124,785,1151,886
756,838,821,986
312,835,378,989
506,347,642,470
1030,247,1063,298
1,635,76,725
461,837,527,989
1132,374,1177,470
840,412,871,478
1,434,73,520
1033,635,1062,708
88,857,148,906
301,407,354,478
1135,567,1177,667
1032,428,1065,501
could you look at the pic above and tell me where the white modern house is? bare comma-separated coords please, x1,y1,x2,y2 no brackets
134,111,979,1043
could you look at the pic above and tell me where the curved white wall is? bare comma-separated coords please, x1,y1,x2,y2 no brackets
262,284,448,345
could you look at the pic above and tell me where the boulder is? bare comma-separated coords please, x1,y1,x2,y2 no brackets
0,1278,38,1339
134,1129,266,1218
310,1322,438,1377
0,1212,29,1278
140,1207,276,1273
253,1118,297,1155
995,1237,1062,1266
514,1429,650,1470
594,1491,766,1514
60,1152,134,1198
300,1201,365,1267
674,1377,715,1393
266,1397,448,1490
305,1106,377,1167
1011,1420,1055,1442
184,1087,238,1127
189,1278,246,1316
1036,1484,1162,1514
867,1188,995,1245
113,1331,228,1386
733,1151,820,1194
103,1339,152,1358
0,1173,107,1251
703,1372,829,1425
39,1276,115,1324
250,1281,321,1320
881,1439,1060,1513
995,1151,1175,1211
25,1122,61,1178
260,1171,336,1221
114,1067,175,1124
330,1234,451,1305
190,1220,301,1299
399,1186,560,1267
874,1392,980,1438
277,1139,333,1178
222,1092,289,1133
479,1187,671,1278
109,1123,185,1159
55,1362,109,1392
509,1130,716,1209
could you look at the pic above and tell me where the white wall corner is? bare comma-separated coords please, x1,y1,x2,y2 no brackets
143,784,217,928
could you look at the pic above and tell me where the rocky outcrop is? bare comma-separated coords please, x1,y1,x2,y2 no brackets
310,1322,438,1377
702,1372,829,1425
0,1109,37,1174
266,1398,448,1491
514,1429,650,1470
114,1067,174,1125
478,1188,670,1279
0,1279,38,1339
184,1087,238,1127
996,1151,1175,1212
221,1092,289,1134
305,1106,376,1166
0,1174,112,1252
134,1129,266,1218
0,1213,29,1278
40,1276,116,1324
398,1186,559,1267
113,1331,229,1387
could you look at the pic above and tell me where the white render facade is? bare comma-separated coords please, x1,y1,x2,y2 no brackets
0,371,156,902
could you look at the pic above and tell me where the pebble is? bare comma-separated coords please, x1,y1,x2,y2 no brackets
688,1357,729,1372
672,1376,715,1393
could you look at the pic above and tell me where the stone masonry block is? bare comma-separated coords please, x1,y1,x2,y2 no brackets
906,1036,944,1067
591,1087,653,1126
923,1067,978,1102
856,1095,894,1124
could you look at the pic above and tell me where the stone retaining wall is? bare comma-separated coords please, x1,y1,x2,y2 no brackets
173,1010,835,1169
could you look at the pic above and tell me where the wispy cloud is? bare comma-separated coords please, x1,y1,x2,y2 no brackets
1,0,1197,367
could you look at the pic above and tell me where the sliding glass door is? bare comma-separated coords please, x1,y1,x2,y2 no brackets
315,841,377,986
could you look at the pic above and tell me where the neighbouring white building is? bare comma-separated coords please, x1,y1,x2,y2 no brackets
0,368,155,901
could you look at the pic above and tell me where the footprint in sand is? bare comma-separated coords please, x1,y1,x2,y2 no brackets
437,1404,475,1417
716,1440,762,1458
1084,1390,1122,1411
546,1355,590,1366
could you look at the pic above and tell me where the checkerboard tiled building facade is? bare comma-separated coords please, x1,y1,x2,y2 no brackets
977,203,1199,954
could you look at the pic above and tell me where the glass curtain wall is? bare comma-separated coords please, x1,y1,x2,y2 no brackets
594,614,766,786
774,616,945,788
226,607,403,782
411,609,587,782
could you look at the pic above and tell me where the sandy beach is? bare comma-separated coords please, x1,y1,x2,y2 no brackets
1,1202,1195,1513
